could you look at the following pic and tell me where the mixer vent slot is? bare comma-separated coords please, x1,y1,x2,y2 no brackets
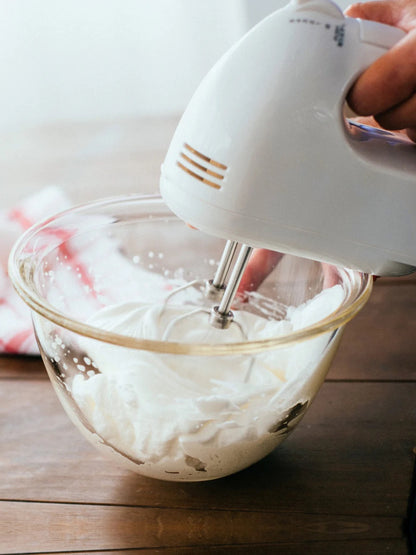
177,143,227,190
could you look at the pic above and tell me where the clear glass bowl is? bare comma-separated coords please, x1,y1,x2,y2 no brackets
9,194,372,481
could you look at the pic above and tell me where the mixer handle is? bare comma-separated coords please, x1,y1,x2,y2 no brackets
341,6,406,102
287,0,406,109
355,16,406,51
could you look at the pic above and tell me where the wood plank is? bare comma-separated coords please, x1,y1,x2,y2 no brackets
0,379,414,519
45,543,408,555
329,281,416,380
0,355,45,379
377,273,416,285
0,500,406,554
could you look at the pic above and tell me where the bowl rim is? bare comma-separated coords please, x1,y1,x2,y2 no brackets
8,194,373,356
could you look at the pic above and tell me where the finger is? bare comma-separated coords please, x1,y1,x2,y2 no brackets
347,30,416,115
322,263,340,289
345,1,398,26
350,115,383,128
406,127,416,141
345,0,416,31
374,91,416,130
237,249,283,297
348,115,413,142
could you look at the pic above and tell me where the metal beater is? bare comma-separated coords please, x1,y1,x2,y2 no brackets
160,240,253,341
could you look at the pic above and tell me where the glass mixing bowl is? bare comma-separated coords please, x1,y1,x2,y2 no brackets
9,194,372,481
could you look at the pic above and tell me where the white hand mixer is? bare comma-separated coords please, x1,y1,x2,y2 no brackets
160,0,416,332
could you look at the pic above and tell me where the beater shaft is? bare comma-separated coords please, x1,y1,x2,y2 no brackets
205,240,238,300
213,240,238,288
210,244,253,329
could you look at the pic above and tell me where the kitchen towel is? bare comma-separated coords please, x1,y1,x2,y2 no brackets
0,187,72,354
1,187,174,356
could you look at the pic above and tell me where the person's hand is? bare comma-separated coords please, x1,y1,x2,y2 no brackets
237,249,283,299
345,0,416,142
237,249,339,300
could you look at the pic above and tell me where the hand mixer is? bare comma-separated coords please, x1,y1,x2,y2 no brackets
160,0,416,332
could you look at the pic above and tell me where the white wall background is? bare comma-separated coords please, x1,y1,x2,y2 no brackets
0,0,352,130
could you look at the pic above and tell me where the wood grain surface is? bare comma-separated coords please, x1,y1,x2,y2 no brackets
0,120,415,554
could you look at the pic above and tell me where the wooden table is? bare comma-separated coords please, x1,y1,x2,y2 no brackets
0,120,415,554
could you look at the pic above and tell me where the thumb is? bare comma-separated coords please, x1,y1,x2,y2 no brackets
345,0,416,32
347,31,416,115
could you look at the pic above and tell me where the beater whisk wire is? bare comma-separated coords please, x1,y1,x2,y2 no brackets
159,241,253,342
210,244,253,330
159,240,239,318
161,307,208,342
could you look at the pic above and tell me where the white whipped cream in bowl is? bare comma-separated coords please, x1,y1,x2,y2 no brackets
9,195,372,481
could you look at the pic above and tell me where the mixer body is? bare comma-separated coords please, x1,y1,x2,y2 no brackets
160,0,416,276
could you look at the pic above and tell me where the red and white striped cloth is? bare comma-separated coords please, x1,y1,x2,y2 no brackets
1,187,173,356
0,187,72,355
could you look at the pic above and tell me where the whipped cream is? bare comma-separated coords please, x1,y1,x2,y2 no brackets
71,284,344,480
